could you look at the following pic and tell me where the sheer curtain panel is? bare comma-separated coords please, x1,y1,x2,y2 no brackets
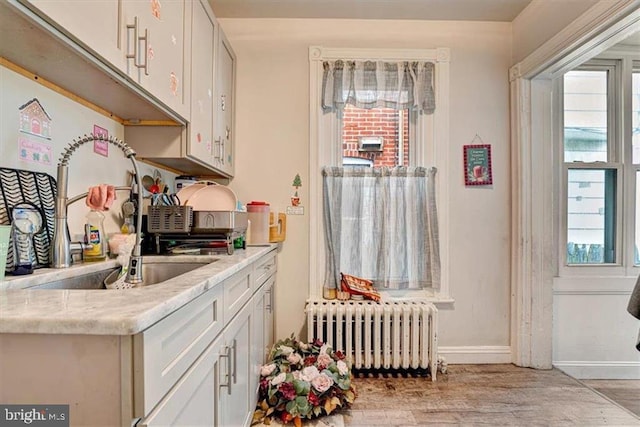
321,60,435,113
322,166,440,291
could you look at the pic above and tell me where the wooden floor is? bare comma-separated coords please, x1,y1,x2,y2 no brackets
341,364,640,426
582,379,640,419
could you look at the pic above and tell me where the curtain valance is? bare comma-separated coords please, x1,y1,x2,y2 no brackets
321,60,435,113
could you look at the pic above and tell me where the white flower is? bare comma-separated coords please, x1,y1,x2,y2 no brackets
337,360,349,376
280,345,294,355
311,373,334,393
299,342,309,351
260,363,276,377
270,372,287,386
317,353,333,367
300,365,320,382
319,344,330,355
287,352,302,365
292,370,302,380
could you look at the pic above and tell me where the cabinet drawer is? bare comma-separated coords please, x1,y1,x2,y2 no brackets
134,284,223,416
253,250,277,291
224,265,252,323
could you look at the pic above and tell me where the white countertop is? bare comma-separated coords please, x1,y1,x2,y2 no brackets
0,245,275,335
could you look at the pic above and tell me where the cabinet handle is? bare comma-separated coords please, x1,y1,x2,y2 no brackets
270,285,274,314
126,17,139,67
138,28,150,75
231,338,237,384
221,94,226,112
266,288,272,313
213,138,222,161
220,139,225,165
218,346,231,395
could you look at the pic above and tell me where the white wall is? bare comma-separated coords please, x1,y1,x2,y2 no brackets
0,65,176,242
222,18,513,360
511,0,599,64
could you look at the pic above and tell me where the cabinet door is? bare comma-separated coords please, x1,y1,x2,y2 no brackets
19,0,125,70
122,0,190,119
187,0,216,166
221,302,252,427
213,28,235,176
139,335,223,427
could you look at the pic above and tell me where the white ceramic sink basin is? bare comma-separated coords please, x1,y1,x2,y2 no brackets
30,261,213,290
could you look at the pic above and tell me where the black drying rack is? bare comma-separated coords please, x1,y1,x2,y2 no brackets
0,167,57,271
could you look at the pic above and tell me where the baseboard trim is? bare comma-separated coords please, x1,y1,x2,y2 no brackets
439,346,512,364
554,361,640,379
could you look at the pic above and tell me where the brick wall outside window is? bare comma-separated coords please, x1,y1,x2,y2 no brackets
342,105,410,167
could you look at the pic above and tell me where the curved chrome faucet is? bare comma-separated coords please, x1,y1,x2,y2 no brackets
51,134,144,285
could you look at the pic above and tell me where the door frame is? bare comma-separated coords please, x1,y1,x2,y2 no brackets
510,0,640,368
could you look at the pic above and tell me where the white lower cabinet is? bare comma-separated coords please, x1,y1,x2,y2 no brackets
136,249,276,427
139,335,223,427
220,302,253,427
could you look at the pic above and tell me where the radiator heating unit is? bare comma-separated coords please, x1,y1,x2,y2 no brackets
306,300,438,380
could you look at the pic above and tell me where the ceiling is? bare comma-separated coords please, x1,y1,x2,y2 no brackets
209,0,534,22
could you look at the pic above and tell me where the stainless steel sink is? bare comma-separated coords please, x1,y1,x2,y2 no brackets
30,261,212,290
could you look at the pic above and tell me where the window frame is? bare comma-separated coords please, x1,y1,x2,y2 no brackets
557,53,640,277
308,46,452,302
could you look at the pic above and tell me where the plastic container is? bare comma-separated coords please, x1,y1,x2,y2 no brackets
246,201,270,244
83,210,107,261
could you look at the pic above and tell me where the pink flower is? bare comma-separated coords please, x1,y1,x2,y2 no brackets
287,352,302,365
280,345,294,355
260,363,276,377
317,353,333,369
337,360,349,376
304,355,317,366
271,372,287,386
300,366,320,382
311,373,334,393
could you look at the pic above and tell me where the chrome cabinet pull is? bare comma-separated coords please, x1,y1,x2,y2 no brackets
266,288,272,313
138,28,149,75
126,17,139,66
213,138,222,161
231,338,237,383
218,346,231,395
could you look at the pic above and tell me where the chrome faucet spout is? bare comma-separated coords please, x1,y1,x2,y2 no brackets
51,134,144,285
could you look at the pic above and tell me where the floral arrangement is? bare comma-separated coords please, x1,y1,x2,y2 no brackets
252,335,357,426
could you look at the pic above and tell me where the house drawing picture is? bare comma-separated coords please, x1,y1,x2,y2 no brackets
19,98,52,139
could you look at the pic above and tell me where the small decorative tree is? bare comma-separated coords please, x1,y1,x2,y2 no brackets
291,174,302,206
292,174,302,189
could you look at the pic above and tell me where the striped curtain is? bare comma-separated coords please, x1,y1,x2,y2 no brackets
322,166,440,291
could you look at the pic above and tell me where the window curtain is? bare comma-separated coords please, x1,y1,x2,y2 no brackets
322,166,440,291
321,60,435,113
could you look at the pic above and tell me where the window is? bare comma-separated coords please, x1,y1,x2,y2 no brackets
309,46,451,301
560,57,640,272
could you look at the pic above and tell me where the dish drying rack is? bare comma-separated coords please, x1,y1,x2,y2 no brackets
147,206,247,255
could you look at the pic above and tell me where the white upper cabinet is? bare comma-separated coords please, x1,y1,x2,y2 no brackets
122,0,190,120
18,0,190,121
20,0,125,71
187,0,217,168
213,28,236,177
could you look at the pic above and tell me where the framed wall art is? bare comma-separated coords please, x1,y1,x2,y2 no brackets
463,143,493,186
